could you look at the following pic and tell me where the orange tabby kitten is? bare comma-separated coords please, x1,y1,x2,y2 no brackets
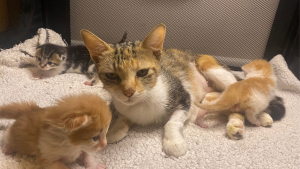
196,59,276,127
0,94,111,169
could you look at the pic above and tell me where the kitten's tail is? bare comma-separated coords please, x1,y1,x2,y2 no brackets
195,95,239,113
264,96,286,121
0,102,40,119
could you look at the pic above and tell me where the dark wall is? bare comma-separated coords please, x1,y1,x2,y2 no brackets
0,0,70,49
264,0,299,79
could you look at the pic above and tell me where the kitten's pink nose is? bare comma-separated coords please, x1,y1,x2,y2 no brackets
123,89,135,97
99,139,107,148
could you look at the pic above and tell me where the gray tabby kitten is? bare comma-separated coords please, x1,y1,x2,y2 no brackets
33,32,127,86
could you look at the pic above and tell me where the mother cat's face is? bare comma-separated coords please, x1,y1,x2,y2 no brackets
81,24,166,105
96,44,161,105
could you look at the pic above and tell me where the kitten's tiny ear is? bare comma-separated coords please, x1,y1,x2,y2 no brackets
63,114,89,131
141,23,166,60
241,63,253,75
35,48,41,54
80,29,111,63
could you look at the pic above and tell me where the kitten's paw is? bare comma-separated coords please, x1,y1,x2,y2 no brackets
226,119,245,140
259,112,273,127
84,81,94,86
162,138,187,157
31,73,44,79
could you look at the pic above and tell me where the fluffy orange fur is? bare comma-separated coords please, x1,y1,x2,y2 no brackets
0,94,111,169
196,59,276,126
196,54,221,72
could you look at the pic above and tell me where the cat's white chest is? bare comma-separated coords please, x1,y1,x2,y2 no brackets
113,76,169,125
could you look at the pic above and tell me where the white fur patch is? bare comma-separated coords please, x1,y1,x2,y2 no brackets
87,64,95,73
66,64,82,73
203,68,237,91
113,76,169,125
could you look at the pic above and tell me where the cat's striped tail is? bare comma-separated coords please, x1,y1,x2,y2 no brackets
0,101,40,119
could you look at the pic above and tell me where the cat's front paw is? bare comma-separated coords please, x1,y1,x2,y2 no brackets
162,138,187,158
106,125,129,143
226,118,245,140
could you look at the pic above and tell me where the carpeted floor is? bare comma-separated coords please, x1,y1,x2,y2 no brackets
0,29,299,169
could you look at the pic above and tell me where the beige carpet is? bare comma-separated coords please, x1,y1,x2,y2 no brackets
0,30,299,169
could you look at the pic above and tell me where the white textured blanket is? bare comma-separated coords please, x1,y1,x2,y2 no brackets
0,29,299,169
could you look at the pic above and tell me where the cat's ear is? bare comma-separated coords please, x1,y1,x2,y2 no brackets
63,114,89,131
140,23,166,60
80,29,112,63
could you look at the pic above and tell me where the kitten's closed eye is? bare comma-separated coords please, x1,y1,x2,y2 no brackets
137,69,149,77
105,73,119,80
47,61,53,65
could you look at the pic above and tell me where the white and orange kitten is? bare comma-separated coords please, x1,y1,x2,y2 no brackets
0,94,111,169
196,59,276,128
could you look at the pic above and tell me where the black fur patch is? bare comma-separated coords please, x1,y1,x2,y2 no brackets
162,68,191,114
265,96,286,121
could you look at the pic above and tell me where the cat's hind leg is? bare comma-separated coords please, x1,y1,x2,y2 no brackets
106,116,131,143
195,92,221,128
226,113,245,140
259,112,273,127
163,109,189,157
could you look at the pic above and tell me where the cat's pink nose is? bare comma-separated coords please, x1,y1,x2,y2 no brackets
123,89,135,97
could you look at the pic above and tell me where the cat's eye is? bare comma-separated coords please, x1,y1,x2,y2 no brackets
92,136,99,141
47,61,53,65
137,69,149,77
105,73,119,80
37,58,41,61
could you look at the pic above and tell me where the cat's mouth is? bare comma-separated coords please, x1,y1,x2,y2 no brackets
123,98,138,105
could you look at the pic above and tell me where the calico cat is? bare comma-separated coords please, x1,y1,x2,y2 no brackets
0,94,111,169
33,32,127,86
80,23,241,157
196,59,284,139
